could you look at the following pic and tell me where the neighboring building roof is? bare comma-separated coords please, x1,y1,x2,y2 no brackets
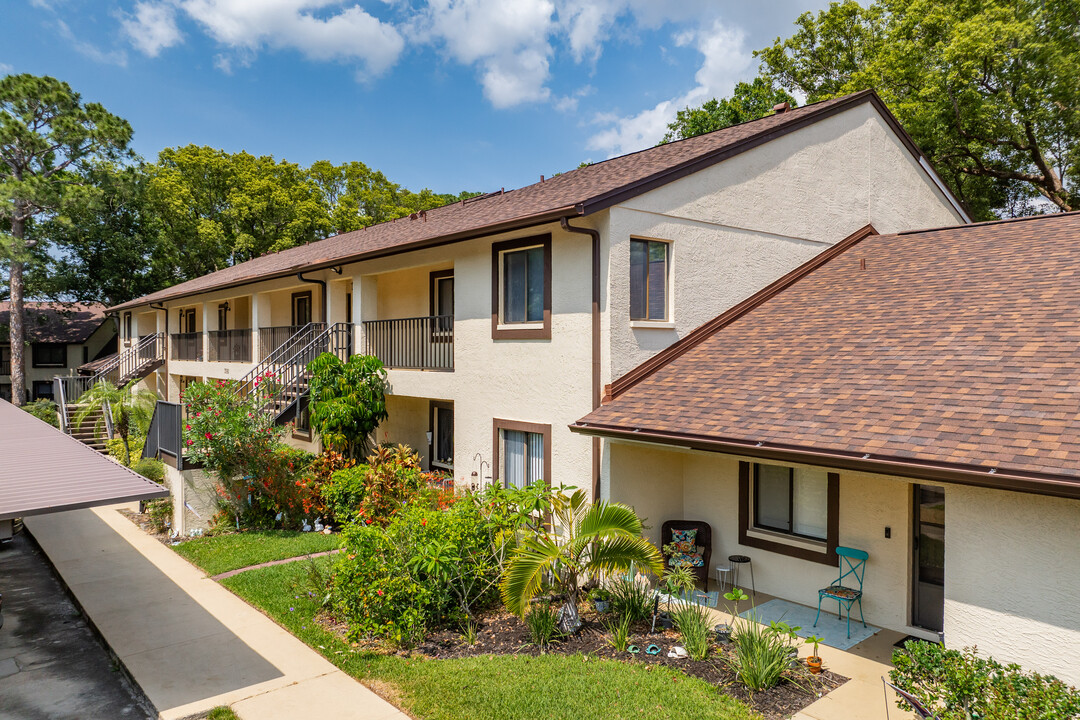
0,302,110,344
0,399,169,520
573,212,1080,498
112,90,963,312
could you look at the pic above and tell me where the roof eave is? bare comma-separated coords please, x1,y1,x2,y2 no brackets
109,204,583,312
569,422,1080,500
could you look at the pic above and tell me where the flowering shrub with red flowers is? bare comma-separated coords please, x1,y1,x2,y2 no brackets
295,450,355,521
182,379,313,529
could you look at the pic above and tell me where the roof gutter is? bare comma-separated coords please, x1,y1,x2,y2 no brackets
109,205,583,313
569,422,1080,501
560,217,602,500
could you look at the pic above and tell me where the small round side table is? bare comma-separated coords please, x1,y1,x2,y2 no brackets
728,554,755,596
714,565,733,593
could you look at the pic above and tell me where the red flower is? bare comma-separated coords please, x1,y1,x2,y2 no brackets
420,519,427,527
376,589,384,596
185,424,191,430
186,439,194,446
205,432,213,439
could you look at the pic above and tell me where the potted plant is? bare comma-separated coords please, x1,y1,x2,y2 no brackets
589,587,612,613
805,634,824,674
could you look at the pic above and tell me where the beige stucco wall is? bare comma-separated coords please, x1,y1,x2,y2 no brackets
377,394,435,467
945,485,1080,686
605,439,1080,684
606,102,967,380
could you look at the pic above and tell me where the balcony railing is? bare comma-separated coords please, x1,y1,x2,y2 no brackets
259,325,324,358
208,329,252,362
363,315,453,370
171,332,203,361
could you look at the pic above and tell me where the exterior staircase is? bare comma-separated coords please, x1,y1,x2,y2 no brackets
63,403,110,453
55,332,166,449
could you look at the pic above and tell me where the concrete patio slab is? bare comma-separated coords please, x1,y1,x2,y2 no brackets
26,505,408,720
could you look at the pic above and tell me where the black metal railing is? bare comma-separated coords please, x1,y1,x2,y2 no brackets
53,333,166,428
143,400,184,468
363,315,453,370
0,359,9,375
259,325,320,358
171,332,203,361
208,329,253,362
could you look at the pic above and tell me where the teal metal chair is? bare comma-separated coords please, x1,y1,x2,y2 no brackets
813,546,868,638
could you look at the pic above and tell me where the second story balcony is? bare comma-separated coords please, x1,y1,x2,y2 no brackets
208,329,253,363
364,315,453,371
171,332,203,362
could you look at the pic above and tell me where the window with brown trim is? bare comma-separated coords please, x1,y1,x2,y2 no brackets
491,235,551,339
124,312,133,339
493,419,551,488
738,461,839,566
429,401,454,470
32,343,67,368
629,239,669,321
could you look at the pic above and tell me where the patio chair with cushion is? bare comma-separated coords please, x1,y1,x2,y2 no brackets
813,546,868,638
660,520,712,590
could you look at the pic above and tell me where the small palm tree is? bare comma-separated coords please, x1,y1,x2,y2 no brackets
500,487,663,622
74,380,158,465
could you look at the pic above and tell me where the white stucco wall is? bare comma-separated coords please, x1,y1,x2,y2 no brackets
945,485,1080,686
606,102,967,380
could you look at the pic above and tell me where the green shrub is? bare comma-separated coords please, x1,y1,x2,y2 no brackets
107,435,146,465
23,399,59,428
321,463,369,525
727,612,797,691
131,457,165,483
332,495,509,647
671,600,712,661
891,642,1080,719
606,613,632,653
145,498,172,534
608,575,653,624
525,602,561,650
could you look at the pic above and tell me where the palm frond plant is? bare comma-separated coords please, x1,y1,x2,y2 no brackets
74,380,158,465
499,487,663,634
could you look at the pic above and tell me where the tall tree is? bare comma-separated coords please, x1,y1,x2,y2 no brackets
756,0,1080,218
0,74,132,405
661,79,798,144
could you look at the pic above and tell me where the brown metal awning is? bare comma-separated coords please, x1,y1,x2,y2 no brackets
0,399,170,520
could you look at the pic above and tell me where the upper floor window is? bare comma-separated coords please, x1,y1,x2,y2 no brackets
123,312,133,339
491,235,551,339
32,343,67,368
630,239,669,321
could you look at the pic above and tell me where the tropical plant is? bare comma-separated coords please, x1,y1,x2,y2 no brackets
671,600,712,661
608,573,654,624
525,602,561,650
306,353,388,459
606,613,633,652
22,398,59,427
727,614,797,691
74,380,157,463
499,487,664,626
805,634,824,660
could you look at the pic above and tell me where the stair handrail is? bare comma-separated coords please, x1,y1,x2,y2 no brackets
254,323,351,419
235,322,324,398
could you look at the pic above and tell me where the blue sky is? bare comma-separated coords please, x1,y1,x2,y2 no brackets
4,1,829,194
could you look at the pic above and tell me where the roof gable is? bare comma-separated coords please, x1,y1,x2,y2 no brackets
0,302,109,344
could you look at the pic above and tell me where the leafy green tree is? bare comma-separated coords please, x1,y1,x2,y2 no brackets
22,398,59,428
0,74,132,405
500,487,663,624
306,353,389,460
74,380,158,464
756,0,1080,218
40,162,171,306
661,78,798,144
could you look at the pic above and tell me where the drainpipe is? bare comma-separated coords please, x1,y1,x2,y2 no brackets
560,217,602,501
297,272,327,323
149,302,167,335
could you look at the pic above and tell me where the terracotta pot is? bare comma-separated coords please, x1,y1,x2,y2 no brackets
807,656,823,674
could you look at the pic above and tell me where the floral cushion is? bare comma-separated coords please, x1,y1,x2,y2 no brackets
670,548,704,567
821,585,861,600
671,528,698,553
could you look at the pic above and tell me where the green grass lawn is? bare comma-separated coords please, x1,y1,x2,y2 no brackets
172,530,341,576
221,559,760,720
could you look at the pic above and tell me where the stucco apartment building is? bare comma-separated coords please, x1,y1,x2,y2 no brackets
111,89,966,498
572,211,1080,686
0,302,117,403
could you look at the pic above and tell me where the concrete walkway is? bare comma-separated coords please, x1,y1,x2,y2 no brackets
26,505,408,720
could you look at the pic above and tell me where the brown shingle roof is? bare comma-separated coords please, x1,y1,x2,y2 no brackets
574,212,1080,496
0,302,109,344
112,90,917,312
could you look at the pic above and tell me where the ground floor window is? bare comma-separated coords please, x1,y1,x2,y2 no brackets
738,461,839,566
0,383,10,401
32,380,54,400
493,419,551,489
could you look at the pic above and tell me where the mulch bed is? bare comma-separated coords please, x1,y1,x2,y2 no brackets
353,608,846,720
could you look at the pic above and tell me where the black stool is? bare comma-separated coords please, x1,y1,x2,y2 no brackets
728,555,755,596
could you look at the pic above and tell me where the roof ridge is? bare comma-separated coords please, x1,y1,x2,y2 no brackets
605,223,880,401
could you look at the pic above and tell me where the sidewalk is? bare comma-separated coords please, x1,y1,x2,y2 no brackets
26,505,408,720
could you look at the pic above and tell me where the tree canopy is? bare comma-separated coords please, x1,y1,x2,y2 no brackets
661,79,798,144
755,0,1079,218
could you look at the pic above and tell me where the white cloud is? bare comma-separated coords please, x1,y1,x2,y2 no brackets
587,18,751,156
0,63,12,74
120,2,183,57
57,20,128,66
179,0,405,75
